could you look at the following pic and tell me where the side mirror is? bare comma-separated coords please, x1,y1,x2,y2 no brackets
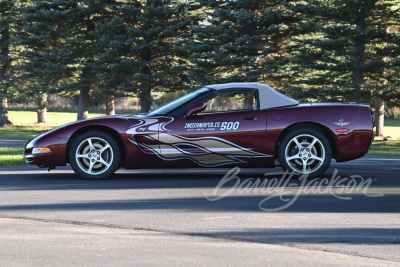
184,103,206,118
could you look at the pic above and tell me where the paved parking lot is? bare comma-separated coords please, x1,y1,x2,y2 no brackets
0,157,399,266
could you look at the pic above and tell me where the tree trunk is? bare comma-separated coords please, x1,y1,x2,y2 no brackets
139,88,152,113
139,45,153,113
374,97,385,137
37,92,49,123
106,95,115,115
76,17,95,121
77,87,90,120
0,95,11,126
350,6,370,103
0,19,11,126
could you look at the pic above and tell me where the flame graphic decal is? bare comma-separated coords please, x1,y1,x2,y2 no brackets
126,117,271,166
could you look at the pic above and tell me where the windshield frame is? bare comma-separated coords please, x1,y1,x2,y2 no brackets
148,88,211,116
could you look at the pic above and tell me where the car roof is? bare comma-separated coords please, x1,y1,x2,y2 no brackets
206,82,299,110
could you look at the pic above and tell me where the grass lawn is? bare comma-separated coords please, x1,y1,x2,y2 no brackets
0,147,26,166
378,119,400,139
368,141,400,157
0,126,54,140
368,119,400,156
8,110,104,126
0,111,104,140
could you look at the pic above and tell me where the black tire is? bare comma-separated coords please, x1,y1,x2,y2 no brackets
278,127,332,178
69,130,121,179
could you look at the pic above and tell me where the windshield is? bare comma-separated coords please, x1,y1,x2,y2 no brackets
148,88,210,116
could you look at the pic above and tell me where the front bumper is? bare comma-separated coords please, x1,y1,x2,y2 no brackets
23,148,53,167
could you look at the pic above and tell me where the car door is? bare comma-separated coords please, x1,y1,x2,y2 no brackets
158,89,269,167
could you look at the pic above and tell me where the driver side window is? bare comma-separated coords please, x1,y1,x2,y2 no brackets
202,90,257,113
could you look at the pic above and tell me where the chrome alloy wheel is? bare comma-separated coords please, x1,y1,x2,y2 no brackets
75,137,114,175
284,134,325,174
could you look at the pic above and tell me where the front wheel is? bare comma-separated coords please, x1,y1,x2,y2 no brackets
278,128,332,178
69,131,121,179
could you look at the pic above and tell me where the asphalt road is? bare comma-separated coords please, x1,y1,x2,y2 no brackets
0,157,399,266
0,139,27,148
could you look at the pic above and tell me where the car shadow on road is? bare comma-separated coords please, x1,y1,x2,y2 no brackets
0,193,398,213
1,165,399,190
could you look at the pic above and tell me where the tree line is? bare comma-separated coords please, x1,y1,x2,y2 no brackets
0,0,399,136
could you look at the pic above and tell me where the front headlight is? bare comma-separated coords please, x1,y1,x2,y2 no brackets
32,147,52,154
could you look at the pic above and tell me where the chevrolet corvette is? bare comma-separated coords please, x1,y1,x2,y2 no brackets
24,83,374,179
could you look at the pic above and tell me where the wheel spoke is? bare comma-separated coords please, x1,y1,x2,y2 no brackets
293,138,302,149
77,153,89,159
88,161,95,173
310,154,324,162
87,138,96,151
307,138,317,150
302,160,308,173
287,155,300,161
99,158,110,168
99,144,110,154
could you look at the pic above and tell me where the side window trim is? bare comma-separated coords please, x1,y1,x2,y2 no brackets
201,88,259,114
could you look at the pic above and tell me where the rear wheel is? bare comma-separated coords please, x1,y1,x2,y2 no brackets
69,131,121,179
278,128,332,178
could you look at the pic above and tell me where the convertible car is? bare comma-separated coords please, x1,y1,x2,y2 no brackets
24,83,374,179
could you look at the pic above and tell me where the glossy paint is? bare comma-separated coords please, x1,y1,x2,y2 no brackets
263,104,373,163
24,99,373,170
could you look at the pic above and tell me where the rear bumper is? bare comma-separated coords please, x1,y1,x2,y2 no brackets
335,106,374,162
369,132,375,151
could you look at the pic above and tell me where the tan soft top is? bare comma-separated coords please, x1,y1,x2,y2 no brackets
207,82,299,110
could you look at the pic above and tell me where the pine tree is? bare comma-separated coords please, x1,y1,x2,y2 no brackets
189,0,297,89
382,3,400,132
0,0,16,126
18,1,57,123
20,0,199,116
287,0,399,136
90,6,136,115
117,0,201,113
20,0,118,120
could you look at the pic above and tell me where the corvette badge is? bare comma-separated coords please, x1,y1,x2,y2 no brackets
334,118,350,127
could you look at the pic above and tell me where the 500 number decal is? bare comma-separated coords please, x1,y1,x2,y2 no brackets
220,121,240,131
184,121,240,131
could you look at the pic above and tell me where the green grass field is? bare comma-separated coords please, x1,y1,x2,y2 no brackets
376,119,400,139
1,111,104,140
367,119,400,157
368,141,400,157
0,111,399,166
8,110,104,126
0,111,107,166
0,147,26,166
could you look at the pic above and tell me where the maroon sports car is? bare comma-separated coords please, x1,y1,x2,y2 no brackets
24,83,374,179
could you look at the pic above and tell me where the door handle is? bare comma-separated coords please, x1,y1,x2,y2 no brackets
244,117,258,120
